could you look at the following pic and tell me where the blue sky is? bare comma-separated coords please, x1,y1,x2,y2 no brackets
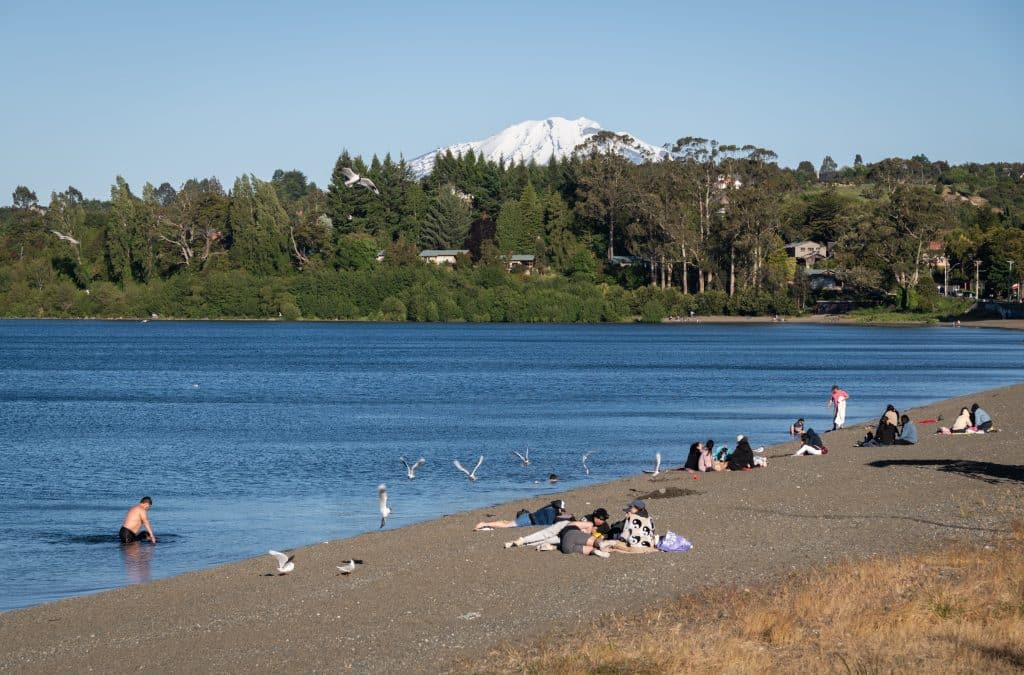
2,0,1021,203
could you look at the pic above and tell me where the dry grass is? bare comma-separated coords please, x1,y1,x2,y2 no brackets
462,523,1024,674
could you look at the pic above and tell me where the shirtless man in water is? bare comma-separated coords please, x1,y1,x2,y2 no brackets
119,496,157,544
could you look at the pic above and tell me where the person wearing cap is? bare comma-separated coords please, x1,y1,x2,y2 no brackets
474,499,570,531
504,508,610,549
727,436,756,470
603,500,659,554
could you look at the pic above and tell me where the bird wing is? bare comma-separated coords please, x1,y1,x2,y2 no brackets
411,458,426,471
472,455,484,474
340,167,358,180
377,484,388,510
358,177,380,193
512,450,527,462
400,457,411,471
269,550,290,567
453,459,471,476
655,452,662,472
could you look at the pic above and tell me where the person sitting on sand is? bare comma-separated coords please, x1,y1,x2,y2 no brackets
794,428,828,456
682,441,703,472
698,440,715,472
970,403,993,432
727,435,757,470
557,519,609,558
504,508,610,550
951,407,973,433
603,500,659,554
789,418,805,438
895,415,917,445
119,496,156,544
858,407,899,446
474,499,570,531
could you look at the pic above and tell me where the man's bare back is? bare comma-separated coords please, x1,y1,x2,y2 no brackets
119,498,156,544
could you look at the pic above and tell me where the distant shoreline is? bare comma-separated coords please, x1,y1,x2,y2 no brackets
4,315,1024,331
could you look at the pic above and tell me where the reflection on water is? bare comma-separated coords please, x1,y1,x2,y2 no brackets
120,542,153,584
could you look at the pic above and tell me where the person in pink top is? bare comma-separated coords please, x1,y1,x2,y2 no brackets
827,385,849,431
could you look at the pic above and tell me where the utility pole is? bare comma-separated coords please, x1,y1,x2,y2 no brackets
974,260,981,300
1008,260,1015,301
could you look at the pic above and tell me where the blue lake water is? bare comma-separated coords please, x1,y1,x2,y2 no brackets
1,320,1022,611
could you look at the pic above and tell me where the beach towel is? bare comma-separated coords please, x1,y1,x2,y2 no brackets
656,531,692,553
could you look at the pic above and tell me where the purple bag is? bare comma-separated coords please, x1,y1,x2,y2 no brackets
656,531,693,552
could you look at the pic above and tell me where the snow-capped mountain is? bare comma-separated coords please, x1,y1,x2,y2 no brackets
408,117,670,177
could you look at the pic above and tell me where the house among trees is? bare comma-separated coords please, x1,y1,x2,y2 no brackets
505,254,535,273
785,241,828,267
419,249,468,265
924,240,948,269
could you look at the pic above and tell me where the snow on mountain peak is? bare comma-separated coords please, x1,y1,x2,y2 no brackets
408,116,668,177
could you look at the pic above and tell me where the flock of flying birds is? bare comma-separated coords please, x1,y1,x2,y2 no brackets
262,446,668,577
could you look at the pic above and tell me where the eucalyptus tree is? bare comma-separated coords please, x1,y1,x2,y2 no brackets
46,187,86,265
574,136,639,261
670,138,746,291
835,185,950,307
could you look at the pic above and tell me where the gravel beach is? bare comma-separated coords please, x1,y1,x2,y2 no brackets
1,383,1021,673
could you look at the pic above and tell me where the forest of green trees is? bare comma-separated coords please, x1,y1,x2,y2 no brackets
2,136,1022,322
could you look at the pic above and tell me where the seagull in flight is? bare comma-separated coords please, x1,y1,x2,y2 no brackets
453,456,483,482
378,483,391,528
340,167,380,195
268,550,295,575
49,229,80,245
581,450,596,475
512,447,530,467
336,559,364,575
642,452,662,477
400,456,426,479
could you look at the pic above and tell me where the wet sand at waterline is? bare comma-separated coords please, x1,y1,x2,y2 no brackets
1,384,1021,673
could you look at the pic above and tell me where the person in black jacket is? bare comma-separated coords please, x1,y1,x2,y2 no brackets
682,441,702,472
728,436,756,470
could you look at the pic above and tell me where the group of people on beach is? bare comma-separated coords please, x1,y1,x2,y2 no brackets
680,435,766,472
475,498,663,557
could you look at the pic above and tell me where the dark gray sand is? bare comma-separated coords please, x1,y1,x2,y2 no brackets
1,385,1021,673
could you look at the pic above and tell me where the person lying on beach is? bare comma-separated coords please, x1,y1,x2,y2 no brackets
119,496,156,544
504,509,610,550
970,403,993,432
895,415,917,445
557,519,609,558
474,499,569,531
794,428,828,455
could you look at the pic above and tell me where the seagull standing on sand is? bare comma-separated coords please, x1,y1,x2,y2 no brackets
268,550,295,575
340,167,380,195
336,559,364,575
642,452,662,477
453,456,484,482
512,447,530,467
400,456,426,479
378,483,391,528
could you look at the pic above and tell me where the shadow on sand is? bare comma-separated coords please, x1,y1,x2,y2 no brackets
867,458,1024,485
